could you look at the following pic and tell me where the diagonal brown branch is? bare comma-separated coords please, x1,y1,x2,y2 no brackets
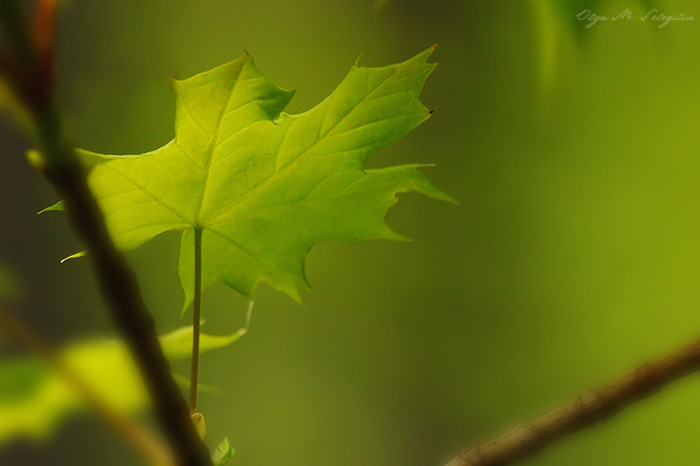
0,2,211,465
446,336,700,466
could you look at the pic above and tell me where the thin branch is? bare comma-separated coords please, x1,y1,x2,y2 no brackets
189,227,203,415
0,2,211,464
446,336,700,466
0,307,175,466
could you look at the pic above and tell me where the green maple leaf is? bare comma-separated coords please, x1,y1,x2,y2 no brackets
54,46,453,305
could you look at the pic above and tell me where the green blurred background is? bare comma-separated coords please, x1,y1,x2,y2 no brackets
2,0,700,464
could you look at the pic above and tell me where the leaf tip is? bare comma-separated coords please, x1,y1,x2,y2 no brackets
407,165,457,204
354,51,364,67
38,200,65,215
282,281,310,305
439,192,459,205
422,43,439,61
384,227,413,242
287,287,306,305
60,251,87,264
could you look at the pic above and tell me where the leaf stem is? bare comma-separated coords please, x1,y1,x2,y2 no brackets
190,227,203,415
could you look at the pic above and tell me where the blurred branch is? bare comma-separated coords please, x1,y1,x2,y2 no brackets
32,0,57,88
446,336,700,466
0,2,211,465
0,307,174,466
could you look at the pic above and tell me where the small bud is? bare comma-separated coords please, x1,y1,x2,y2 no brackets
26,149,46,172
190,412,206,440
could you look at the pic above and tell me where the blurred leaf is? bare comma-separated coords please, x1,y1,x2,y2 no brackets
54,47,452,308
0,360,45,402
0,77,33,133
530,0,562,90
171,371,221,394
211,437,234,465
531,0,660,90
0,325,241,443
159,325,247,360
0,263,19,300
373,0,390,11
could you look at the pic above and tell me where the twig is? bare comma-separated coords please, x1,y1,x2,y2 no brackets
0,2,211,464
0,307,175,466
446,336,700,466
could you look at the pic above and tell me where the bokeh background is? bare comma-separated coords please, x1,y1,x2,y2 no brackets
2,0,700,465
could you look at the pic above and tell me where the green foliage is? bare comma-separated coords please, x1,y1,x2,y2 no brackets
159,324,249,360
0,76,32,133
0,264,19,300
211,437,235,465
0,360,44,403
56,47,452,306
0,325,241,443
530,0,660,89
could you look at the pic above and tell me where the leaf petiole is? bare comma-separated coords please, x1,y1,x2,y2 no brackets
189,227,203,415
